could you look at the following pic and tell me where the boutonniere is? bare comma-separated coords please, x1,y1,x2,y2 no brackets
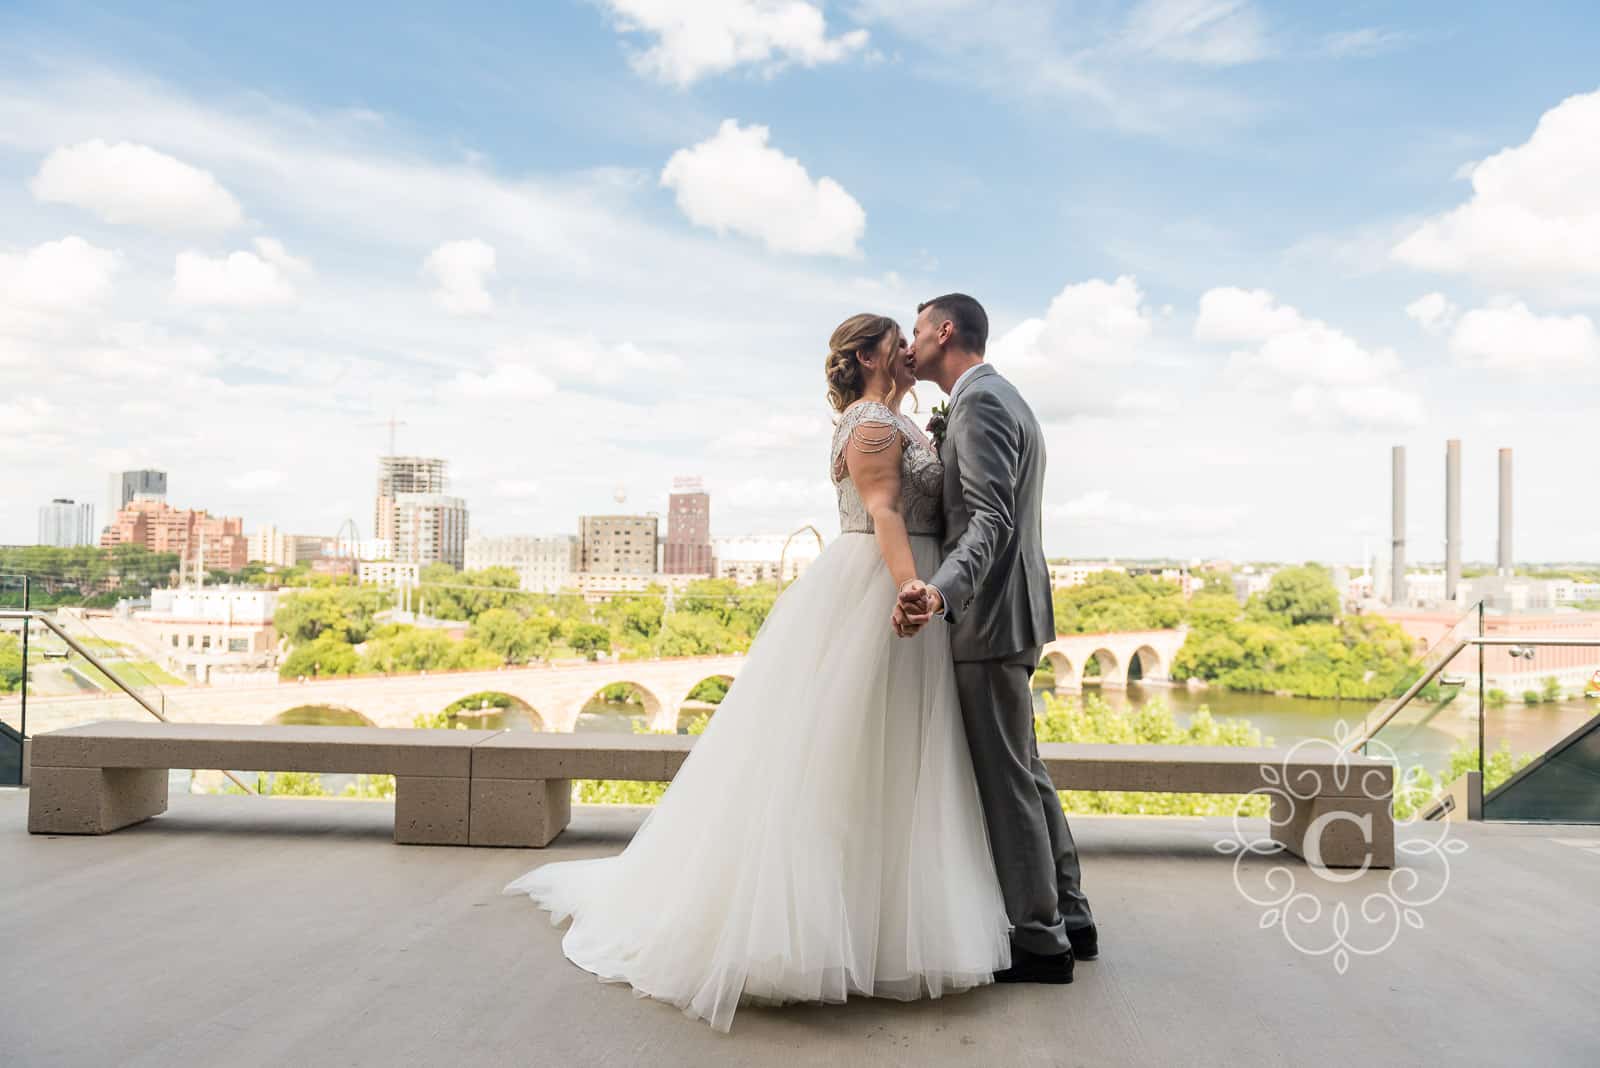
926,402,950,449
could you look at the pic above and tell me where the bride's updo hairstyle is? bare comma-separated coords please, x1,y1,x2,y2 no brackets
825,313,900,413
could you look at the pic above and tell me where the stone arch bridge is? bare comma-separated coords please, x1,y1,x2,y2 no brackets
13,629,1191,736
1040,629,1188,691
14,656,747,735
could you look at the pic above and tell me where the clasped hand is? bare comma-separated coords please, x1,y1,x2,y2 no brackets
891,579,942,638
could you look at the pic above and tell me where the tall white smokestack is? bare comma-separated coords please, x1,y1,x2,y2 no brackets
1445,439,1461,602
1498,447,1513,576
1391,446,1406,605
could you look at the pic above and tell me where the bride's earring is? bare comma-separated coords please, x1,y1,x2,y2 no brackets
908,389,920,415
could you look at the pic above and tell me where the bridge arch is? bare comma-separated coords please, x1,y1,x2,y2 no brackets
1040,650,1078,692
439,691,544,731
1128,645,1165,684
269,704,375,727
1083,648,1125,689
571,680,675,734
675,674,733,733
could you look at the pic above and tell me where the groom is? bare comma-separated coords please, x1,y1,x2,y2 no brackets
894,293,1097,985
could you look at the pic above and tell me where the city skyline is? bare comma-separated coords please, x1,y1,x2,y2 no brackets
3,4,1599,560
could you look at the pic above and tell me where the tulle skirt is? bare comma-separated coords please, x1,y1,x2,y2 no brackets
503,533,1011,1032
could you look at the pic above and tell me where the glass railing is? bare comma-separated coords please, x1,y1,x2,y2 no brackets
1354,601,1484,782
1354,616,1600,823
0,606,254,793
1478,636,1600,822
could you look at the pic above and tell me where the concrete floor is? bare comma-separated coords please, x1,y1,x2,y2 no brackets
2,791,1597,1067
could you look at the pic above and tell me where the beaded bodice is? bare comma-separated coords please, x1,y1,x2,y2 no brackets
830,401,944,536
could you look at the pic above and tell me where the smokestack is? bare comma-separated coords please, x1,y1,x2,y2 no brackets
1499,447,1513,576
1445,439,1462,602
1391,446,1406,605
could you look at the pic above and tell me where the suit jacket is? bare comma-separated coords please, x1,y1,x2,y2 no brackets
928,364,1055,662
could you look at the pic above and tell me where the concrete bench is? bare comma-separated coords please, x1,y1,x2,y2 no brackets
1040,743,1394,869
27,724,1395,868
27,721,498,845
467,734,1395,868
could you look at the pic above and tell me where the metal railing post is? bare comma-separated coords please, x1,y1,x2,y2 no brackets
19,576,28,745
1476,601,1485,780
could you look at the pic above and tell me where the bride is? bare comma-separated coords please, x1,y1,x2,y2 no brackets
504,313,1011,1031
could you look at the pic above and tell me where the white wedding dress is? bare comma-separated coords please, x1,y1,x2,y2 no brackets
504,401,1011,1031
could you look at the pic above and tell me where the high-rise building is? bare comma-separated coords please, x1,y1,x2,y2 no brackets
394,493,468,569
101,499,248,570
663,477,714,576
106,469,167,531
579,514,659,576
374,457,448,547
465,535,579,593
249,524,292,567
38,499,96,547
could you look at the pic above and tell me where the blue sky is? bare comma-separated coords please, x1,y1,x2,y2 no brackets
2,1,1597,563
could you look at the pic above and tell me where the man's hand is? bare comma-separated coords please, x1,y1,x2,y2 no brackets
897,580,943,630
891,600,917,638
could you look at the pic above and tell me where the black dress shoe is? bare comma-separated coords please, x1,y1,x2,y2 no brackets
995,944,1074,985
1067,924,1099,961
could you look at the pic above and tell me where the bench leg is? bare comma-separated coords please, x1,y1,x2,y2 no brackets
469,778,571,847
393,775,471,846
28,766,168,835
1271,794,1394,870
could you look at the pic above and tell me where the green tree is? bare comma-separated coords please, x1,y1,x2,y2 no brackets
417,564,522,620
1053,572,1185,635
279,633,361,679
1256,565,1340,626
469,607,551,664
359,626,501,673
567,622,612,660
0,633,23,692
656,613,728,657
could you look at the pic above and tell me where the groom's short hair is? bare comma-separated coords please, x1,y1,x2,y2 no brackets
917,293,988,356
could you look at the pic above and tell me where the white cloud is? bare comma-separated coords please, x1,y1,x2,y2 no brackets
253,237,312,277
492,479,541,497
424,239,496,315
723,476,834,516
992,276,1154,367
0,235,121,309
450,361,558,400
1405,292,1458,335
1123,0,1270,66
600,0,868,86
1053,490,1246,534
986,276,1156,421
1392,88,1600,289
173,241,299,306
1193,286,1422,427
1322,28,1410,59
713,410,832,450
1288,384,1424,429
30,139,242,231
1449,299,1600,370
1194,286,1302,342
0,395,58,433
227,469,286,491
660,119,865,257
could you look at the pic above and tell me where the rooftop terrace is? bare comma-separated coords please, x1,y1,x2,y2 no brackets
3,793,1597,1066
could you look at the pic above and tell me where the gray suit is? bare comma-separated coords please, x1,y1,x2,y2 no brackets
928,363,1093,955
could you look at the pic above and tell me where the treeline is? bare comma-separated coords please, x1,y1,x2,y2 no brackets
1171,565,1417,699
0,545,180,607
274,564,779,679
